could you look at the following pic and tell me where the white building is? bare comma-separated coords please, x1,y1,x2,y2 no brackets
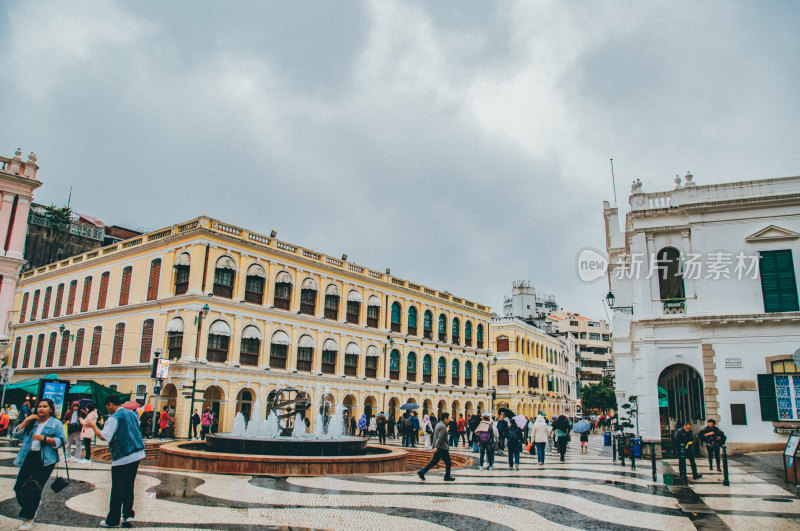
604,173,800,453
502,280,558,325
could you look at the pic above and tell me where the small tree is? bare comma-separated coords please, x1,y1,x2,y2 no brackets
616,400,637,438
581,376,617,414
42,204,72,227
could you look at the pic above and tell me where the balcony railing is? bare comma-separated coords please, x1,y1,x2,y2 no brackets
662,298,686,315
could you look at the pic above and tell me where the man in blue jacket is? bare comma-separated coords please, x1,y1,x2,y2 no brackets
86,395,145,528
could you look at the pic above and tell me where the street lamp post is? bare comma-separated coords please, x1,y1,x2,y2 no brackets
381,335,394,413
188,304,210,440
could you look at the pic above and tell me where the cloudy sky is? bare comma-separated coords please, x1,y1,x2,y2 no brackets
1,1,798,321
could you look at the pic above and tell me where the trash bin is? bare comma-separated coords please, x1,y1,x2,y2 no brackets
633,437,642,457
604,431,611,446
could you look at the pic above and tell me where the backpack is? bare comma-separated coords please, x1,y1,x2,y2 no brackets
404,417,413,430
507,427,521,444
478,430,491,443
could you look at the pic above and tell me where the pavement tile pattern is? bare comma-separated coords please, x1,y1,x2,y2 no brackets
0,435,798,530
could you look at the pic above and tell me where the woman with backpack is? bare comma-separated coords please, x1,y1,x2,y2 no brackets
506,421,523,470
475,413,495,470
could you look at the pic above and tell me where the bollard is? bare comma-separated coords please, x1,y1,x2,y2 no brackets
619,436,625,466
722,445,730,486
650,442,657,482
612,435,617,462
678,442,687,479
630,438,636,471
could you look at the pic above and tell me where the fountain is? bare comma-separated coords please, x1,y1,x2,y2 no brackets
159,386,408,475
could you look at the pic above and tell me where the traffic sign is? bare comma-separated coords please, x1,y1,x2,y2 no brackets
1,365,13,385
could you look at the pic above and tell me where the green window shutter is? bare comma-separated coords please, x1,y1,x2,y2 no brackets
757,373,779,421
760,250,799,313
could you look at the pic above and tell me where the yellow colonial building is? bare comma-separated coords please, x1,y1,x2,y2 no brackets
8,216,494,437
489,317,574,418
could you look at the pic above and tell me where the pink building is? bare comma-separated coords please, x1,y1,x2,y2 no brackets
0,148,41,347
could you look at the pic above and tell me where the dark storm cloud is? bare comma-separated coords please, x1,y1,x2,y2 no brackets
0,0,798,321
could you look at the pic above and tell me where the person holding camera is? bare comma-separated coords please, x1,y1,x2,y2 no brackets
12,398,67,530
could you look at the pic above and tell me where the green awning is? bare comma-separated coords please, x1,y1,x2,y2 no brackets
5,374,59,393
68,384,92,395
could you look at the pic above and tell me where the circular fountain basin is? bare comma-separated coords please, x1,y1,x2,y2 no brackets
158,441,408,476
205,434,369,456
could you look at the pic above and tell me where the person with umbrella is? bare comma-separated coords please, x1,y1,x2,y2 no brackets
552,415,571,462
572,419,591,454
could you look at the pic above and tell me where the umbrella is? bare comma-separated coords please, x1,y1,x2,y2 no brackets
498,407,515,418
399,403,419,410
78,398,94,410
122,401,140,411
572,420,591,433
512,414,528,429
142,404,154,412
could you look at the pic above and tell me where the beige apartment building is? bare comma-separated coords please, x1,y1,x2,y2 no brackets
548,312,613,385
8,216,494,437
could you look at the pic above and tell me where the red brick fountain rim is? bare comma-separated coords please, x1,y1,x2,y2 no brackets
158,441,409,476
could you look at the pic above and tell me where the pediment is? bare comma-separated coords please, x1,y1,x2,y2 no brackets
745,224,800,242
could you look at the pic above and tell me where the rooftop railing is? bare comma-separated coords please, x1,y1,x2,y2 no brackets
18,216,491,315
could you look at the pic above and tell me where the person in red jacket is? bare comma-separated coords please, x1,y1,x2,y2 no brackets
158,407,174,441
457,414,467,447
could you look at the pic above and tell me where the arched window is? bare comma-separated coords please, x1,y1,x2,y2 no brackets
46,332,57,367
346,290,362,324
477,324,484,349
120,266,132,305
345,342,360,377
300,277,318,315
207,320,231,363
213,256,236,298
67,280,78,315
423,354,432,383
407,306,418,335
465,361,473,386
273,271,293,310
438,314,447,342
96,272,110,310
451,359,460,385
270,330,290,369
496,335,509,352
240,326,262,366
451,317,460,345
42,286,52,319
407,352,417,381
423,310,433,339
389,349,400,380
657,247,685,301
365,345,378,378
11,336,20,368
22,335,33,368
89,326,101,365
497,369,509,386
72,329,84,367
30,289,40,321
324,284,340,319
244,264,266,304
112,323,125,364
19,292,28,324
366,296,381,328
54,283,64,317
322,338,338,374
139,319,154,363
464,321,472,346
390,302,402,332
173,252,190,295
147,259,161,301
166,317,184,360
437,356,447,384
296,335,314,372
